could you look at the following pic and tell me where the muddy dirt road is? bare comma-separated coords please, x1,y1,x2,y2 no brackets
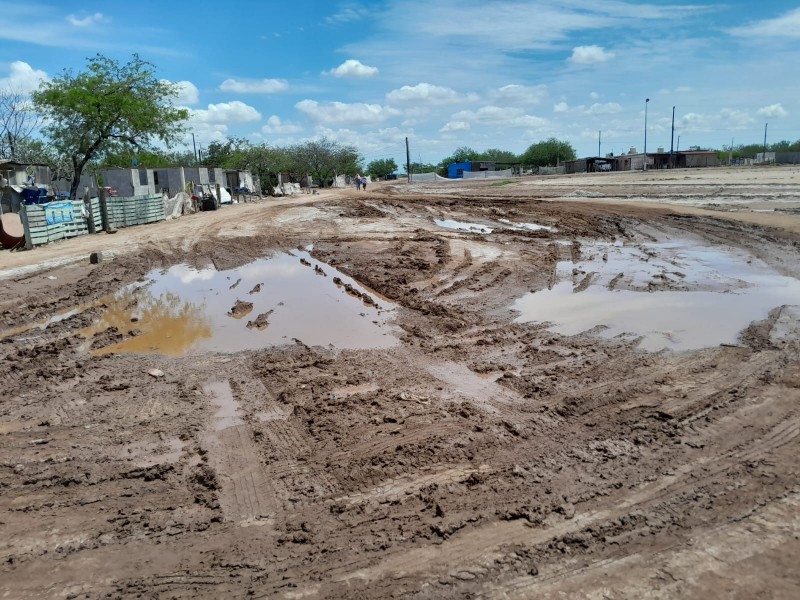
1,168,799,598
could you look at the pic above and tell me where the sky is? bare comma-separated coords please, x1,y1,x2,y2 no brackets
1,0,799,170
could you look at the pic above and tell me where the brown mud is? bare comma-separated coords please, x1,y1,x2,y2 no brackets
1,170,799,599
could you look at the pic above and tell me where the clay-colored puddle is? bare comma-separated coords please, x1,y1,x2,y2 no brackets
435,219,493,234
83,251,398,356
513,240,800,351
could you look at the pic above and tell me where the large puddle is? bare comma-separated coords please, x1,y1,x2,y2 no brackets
513,240,800,351
82,251,398,356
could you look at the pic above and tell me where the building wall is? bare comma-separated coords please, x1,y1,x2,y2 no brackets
448,162,471,178
683,153,719,168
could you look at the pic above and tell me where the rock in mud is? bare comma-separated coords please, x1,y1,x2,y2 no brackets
246,310,273,330
228,300,254,319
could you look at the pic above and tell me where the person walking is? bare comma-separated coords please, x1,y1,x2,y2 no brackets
355,175,362,191
361,176,367,191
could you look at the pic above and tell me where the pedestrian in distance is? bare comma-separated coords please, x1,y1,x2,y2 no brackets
355,175,361,191
362,176,367,191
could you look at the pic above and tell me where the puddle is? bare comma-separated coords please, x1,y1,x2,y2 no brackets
435,219,494,234
512,240,800,351
205,380,242,431
81,251,398,356
498,219,556,232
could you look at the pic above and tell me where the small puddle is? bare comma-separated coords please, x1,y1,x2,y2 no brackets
81,251,398,356
512,240,800,351
205,380,242,431
499,219,556,232
435,219,494,234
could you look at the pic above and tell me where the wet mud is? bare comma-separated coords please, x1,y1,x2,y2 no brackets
1,173,799,599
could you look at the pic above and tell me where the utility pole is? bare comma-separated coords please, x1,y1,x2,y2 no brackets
192,133,197,164
644,98,650,155
669,106,676,168
677,135,680,152
763,123,768,162
729,137,734,165
405,137,411,183
670,106,675,153
598,130,601,157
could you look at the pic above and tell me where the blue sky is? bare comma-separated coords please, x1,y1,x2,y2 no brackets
1,0,798,168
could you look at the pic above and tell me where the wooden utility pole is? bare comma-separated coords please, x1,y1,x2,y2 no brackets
598,130,601,157
763,123,768,162
406,137,411,183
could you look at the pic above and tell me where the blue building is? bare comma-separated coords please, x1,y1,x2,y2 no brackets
447,161,496,178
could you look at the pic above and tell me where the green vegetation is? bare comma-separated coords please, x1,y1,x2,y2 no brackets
366,158,398,179
32,54,188,198
519,138,576,167
489,180,515,187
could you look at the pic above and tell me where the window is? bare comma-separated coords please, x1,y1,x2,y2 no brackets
153,171,159,186
138,169,148,186
207,168,215,182
456,169,464,177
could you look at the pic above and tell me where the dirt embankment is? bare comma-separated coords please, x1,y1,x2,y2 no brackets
1,172,799,599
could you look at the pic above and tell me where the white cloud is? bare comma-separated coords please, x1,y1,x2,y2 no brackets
450,105,547,128
325,6,370,24
569,45,615,65
728,8,800,39
323,59,379,78
720,108,754,128
0,61,48,94
553,101,569,113
66,12,106,27
589,92,600,99
219,78,288,94
262,115,303,134
161,80,199,105
756,103,788,118
489,84,547,105
440,121,470,133
190,101,261,125
584,102,623,115
295,99,399,126
386,83,467,105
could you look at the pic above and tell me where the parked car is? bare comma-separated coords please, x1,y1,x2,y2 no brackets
595,161,612,172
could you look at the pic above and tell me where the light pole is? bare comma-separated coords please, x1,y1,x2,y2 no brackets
644,98,650,155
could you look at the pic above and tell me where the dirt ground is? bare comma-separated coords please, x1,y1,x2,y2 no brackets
1,167,799,599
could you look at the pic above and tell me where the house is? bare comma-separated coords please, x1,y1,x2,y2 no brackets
0,159,53,213
755,152,800,164
447,161,496,179
225,170,260,194
98,166,231,197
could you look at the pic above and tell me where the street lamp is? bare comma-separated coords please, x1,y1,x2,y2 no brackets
644,98,650,155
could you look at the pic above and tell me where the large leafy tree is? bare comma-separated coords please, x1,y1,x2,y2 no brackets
520,137,576,167
31,53,188,198
0,86,40,159
366,158,397,179
289,137,361,187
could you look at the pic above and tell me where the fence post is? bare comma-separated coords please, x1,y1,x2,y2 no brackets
98,188,111,232
84,191,96,234
18,204,33,250
215,184,221,209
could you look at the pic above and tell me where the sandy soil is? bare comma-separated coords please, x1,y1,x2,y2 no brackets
1,167,799,599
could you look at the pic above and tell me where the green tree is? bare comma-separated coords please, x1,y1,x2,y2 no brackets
366,158,397,179
31,53,188,198
520,138,576,167
477,148,519,163
0,86,40,159
289,137,361,187
400,161,437,175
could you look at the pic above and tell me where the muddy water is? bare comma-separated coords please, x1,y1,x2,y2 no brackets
435,219,494,234
513,240,800,351
84,251,398,356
